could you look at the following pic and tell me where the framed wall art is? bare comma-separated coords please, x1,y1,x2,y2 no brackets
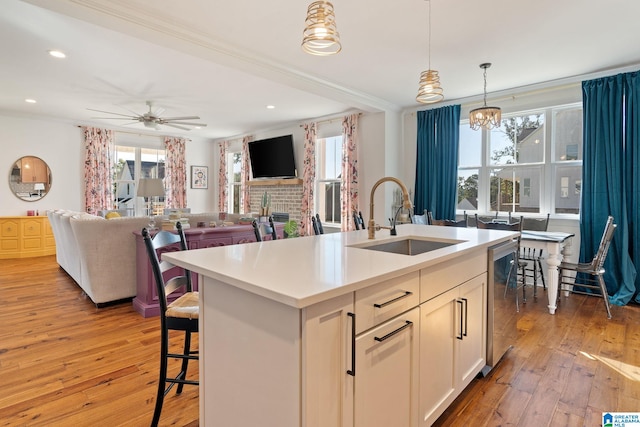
191,165,208,189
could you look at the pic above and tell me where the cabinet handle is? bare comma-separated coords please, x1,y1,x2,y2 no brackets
461,297,468,337
347,312,356,377
456,300,464,340
374,320,412,342
373,291,413,308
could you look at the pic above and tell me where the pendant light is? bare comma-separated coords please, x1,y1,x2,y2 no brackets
416,0,443,104
302,1,342,56
469,63,501,130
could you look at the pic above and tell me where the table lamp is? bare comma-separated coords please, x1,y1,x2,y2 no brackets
137,178,165,217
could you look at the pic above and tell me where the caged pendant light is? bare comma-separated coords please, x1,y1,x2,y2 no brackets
302,1,342,56
469,63,502,130
416,0,444,104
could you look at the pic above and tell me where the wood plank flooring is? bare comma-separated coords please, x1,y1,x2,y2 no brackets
0,256,198,427
1,256,639,426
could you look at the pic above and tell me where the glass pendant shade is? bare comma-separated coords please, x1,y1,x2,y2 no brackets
416,69,444,104
302,1,342,56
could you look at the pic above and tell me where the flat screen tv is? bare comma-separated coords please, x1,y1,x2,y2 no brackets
248,135,297,179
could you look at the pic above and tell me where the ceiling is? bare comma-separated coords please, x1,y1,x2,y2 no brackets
3,0,640,140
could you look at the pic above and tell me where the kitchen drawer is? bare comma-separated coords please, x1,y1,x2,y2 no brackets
355,271,420,334
420,250,487,303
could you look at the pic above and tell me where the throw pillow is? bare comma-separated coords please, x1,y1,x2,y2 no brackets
105,212,121,219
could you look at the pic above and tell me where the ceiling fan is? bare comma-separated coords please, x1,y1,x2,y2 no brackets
88,101,207,131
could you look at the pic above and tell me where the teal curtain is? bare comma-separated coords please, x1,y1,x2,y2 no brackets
581,71,639,305
414,105,460,220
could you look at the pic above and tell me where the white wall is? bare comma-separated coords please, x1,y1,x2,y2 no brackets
1,115,83,216
0,113,215,216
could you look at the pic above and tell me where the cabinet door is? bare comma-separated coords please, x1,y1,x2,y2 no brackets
302,292,354,427
355,307,419,427
457,274,486,389
419,288,457,427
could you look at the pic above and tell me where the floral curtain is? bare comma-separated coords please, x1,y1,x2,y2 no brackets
341,114,359,231
164,136,187,209
218,140,229,213
83,126,114,214
241,135,253,214
300,123,317,236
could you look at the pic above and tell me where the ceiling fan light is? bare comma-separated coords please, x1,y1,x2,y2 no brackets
416,69,444,104
302,1,342,56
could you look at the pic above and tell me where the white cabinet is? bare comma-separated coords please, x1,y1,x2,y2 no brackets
419,274,486,426
354,307,420,427
302,292,354,427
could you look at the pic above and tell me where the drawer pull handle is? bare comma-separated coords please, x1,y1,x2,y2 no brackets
374,320,412,342
461,297,468,337
456,300,464,340
373,291,412,308
347,312,356,377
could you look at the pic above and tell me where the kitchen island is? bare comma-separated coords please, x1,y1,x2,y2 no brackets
163,223,517,427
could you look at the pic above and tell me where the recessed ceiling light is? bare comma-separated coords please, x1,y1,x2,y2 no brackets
25,99,37,104
48,50,66,58
266,105,275,109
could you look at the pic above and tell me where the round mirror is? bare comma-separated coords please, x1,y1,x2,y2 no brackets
9,156,52,202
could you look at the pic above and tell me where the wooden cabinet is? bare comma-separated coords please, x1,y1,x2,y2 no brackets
20,156,48,183
0,216,56,259
419,274,486,426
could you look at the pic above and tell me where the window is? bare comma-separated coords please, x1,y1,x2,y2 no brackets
113,145,165,215
226,151,242,214
316,135,343,226
457,104,582,216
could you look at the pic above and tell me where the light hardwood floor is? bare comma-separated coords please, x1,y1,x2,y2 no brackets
1,256,639,426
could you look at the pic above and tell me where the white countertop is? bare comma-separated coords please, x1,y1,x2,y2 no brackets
163,224,517,309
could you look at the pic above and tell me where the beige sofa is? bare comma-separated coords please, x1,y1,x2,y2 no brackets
47,210,222,306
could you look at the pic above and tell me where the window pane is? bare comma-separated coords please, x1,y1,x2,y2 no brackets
141,147,165,179
457,169,478,210
317,181,341,224
490,114,544,165
555,165,581,214
459,126,482,167
554,108,583,161
490,167,541,213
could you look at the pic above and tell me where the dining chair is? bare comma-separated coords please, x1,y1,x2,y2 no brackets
510,213,550,293
315,213,325,234
558,215,616,319
253,217,277,241
427,211,467,227
141,222,199,427
477,214,526,311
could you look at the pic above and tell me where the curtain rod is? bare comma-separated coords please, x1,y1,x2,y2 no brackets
299,112,362,127
76,125,190,140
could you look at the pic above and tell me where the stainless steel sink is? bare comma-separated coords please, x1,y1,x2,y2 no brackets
351,237,462,256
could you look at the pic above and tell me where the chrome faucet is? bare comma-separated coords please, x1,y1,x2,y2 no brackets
368,177,413,239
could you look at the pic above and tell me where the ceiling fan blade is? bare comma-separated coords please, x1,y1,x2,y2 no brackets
165,121,207,127
87,108,137,119
160,116,200,121
90,116,140,120
163,123,192,131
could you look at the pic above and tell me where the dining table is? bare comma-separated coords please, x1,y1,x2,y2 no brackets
520,230,575,314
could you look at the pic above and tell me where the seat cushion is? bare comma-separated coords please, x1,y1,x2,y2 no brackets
167,291,199,319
